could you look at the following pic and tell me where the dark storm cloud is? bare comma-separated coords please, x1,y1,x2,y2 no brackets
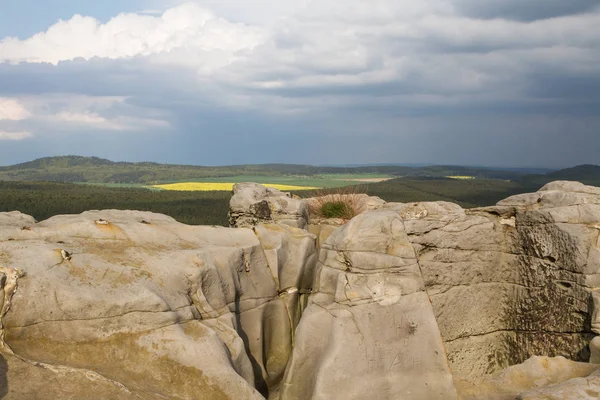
1,0,600,167
0,59,199,97
455,0,599,21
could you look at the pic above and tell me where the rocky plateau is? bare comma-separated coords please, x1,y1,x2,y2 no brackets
1,180,600,399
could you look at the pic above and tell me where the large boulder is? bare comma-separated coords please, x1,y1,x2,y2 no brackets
280,211,457,400
0,210,313,399
518,369,600,399
229,183,309,229
457,356,600,400
394,181,600,378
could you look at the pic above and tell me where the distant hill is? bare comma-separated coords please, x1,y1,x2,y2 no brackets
0,155,531,184
0,156,598,186
6,156,116,170
0,156,253,184
546,165,600,182
516,165,600,189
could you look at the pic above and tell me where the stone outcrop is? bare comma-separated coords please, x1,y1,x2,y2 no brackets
280,211,457,400
1,180,600,399
234,181,600,382
384,190,596,378
518,369,600,399
421,180,600,378
0,210,315,399
457,356,600,400
229,183,309,229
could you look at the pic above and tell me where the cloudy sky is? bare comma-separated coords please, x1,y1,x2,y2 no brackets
0,0,598,167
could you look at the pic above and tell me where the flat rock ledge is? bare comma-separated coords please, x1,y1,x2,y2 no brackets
0,180,599,399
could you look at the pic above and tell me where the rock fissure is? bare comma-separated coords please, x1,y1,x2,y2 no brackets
11,305,198,329
444,329,590,343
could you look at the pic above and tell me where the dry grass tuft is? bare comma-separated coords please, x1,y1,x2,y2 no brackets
307,186,368,220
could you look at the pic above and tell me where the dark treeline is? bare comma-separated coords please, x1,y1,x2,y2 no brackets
0,182,231,226
297,178,530,208
2,171,598,227
2,180,521,228
364,178,531,207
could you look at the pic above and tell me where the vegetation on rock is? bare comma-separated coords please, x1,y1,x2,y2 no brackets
320,201,354,219
308,188,366,220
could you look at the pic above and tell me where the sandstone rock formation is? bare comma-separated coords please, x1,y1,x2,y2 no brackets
0,210,314,399
229,183,309,229
457,356,600,400
395,186,598,378
517,369,600,400
280,211,457,400
1,180,600,399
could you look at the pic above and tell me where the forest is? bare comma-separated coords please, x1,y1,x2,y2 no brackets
0,178,537,226
1,157,599,226
0,181,231,226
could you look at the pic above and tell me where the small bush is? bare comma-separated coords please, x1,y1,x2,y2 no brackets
320,201,354,219
307,186,367,221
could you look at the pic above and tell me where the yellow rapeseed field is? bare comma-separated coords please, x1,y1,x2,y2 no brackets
446,176,476,180
152,182,320,191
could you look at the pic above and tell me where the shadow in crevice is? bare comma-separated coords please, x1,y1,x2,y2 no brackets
235,292,269,398
0,353,8,399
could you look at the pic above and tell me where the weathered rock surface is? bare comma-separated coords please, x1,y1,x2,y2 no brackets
457,356,600,400
2,180,600,399
0,352,142,400
397,181,600,378
0,210,315,399
280,211,457,400
230,184,387,248
229,183,309,229
276,181,600,397
518,369,600,399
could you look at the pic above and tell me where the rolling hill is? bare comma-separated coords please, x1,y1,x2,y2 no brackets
0,156,543,184
0,156,598,227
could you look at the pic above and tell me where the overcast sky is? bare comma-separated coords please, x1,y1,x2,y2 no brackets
0,0,598,167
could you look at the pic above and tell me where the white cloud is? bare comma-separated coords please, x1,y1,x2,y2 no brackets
2,95,171,135
0,98,31,120
0,2,266,65
0,130,32,140
161,0,313,24
0,0,598,120
53,111,108,124
137,9,165,16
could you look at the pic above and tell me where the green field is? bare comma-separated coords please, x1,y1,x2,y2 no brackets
149,174,393,189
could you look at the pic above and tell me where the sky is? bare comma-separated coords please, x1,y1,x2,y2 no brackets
0,0,599,168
